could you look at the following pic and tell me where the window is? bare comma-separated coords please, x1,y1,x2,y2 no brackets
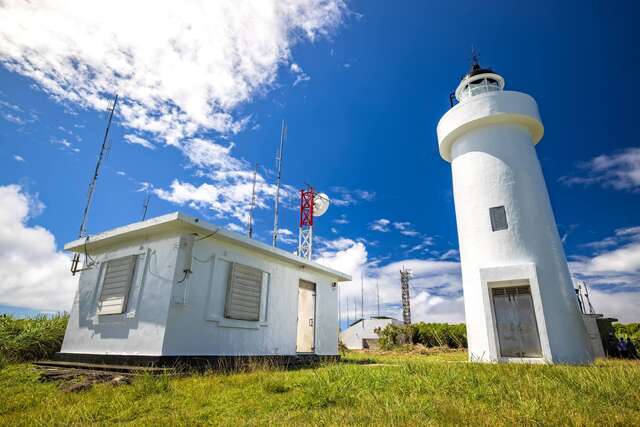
224,262,264,321
98,255,137,315
490,206,508,231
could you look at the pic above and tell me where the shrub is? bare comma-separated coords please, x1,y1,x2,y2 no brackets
378,322,467,350
0,313,69,362
613,323,640,348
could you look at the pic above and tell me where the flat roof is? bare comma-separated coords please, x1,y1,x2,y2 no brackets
65,212,351,282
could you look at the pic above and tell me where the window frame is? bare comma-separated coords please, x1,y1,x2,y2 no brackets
97,255,137,316
224,262,265,321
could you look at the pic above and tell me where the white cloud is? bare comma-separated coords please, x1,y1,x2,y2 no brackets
369,218,390,232
0,99,37,125
13,155,24,162
330,187,376,207
1,1,346,229
226,223,245,234
290,62,310,86
407,236,436,253
315,236,465,323
393,221,410,231
278,228,294,236
154,138,297,225
124,134,155,150
277,228,297,245
561,147,640,192
439,249,459,260
333,214,349,225
51,137,80,153
586,288,640,323
0,184,77,312
392,222,420,237
569,226,640,321
0,0,346,145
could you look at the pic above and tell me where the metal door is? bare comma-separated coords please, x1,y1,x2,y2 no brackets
296,280,316,353
492,285,542,358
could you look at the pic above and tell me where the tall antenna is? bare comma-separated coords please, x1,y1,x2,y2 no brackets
354,300,357,324
376,280,381,317
578,280,596,314
346,295,350,327
337,283,341,331
400,267,412,325
71,94,118,275
360,269,364,321
297,189,330,259
141,187,151,221
248,163,259,238
272,120,287,246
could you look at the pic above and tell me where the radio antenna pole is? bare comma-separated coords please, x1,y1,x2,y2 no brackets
141,187,151,221
248,163,258,238
272,120,287,246
71,94,118,274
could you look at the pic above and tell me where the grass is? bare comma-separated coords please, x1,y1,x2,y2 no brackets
0,314,69,362
1,350,639,426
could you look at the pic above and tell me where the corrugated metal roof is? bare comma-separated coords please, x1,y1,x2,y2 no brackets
64,212,351,281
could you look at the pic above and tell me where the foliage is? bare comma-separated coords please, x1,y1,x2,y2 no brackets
1,352,639,425
614,323,640,349
0,314,69,362
378,322,467,350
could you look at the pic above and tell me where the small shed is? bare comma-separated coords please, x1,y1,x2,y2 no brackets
58,212,351,366
339,316,402,350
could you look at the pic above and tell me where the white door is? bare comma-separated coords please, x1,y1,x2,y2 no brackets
492,285,542,358
296,280,316,353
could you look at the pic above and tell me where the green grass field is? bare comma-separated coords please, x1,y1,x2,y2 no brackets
1,350,639,426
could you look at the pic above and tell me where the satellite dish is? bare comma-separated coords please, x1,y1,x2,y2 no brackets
313,193,330,217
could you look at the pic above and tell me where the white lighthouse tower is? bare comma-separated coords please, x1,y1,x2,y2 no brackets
437,57,593,364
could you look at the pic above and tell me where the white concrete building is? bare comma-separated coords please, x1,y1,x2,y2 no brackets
436,60,593,364
339,317,402,350
58,212,351,366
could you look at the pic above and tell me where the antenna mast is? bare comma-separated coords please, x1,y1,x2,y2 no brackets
272,120,287,246
141,187,151,221
346,295,350,326
248,163,258,238
376,280,381,317
298,186,314,259
360,269,364,321
338,283,341,331
71,94,118,275
400,267,412,325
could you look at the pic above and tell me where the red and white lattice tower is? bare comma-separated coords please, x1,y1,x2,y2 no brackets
298,188,315,260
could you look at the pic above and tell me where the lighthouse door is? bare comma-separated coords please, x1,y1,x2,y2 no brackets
492,285,542,358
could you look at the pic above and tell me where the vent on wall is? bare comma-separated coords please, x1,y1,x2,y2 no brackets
97,255,137,315
224,262,264,321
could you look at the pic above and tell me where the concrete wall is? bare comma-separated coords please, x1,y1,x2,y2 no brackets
62,230,340,357
340,318,400,350
439,90,592,364
161,235,339,356
582,314,606,359
60,232,180,356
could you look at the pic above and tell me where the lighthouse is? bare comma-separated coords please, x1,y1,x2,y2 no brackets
437,58,593,364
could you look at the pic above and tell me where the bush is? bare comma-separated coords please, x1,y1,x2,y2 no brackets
0,313,69,362
378,322,467,350
613,323,640,348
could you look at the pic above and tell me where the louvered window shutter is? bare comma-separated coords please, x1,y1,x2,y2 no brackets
224,262,263,321
98,255,137,315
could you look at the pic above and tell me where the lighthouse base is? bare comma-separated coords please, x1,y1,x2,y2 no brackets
465,264,593,365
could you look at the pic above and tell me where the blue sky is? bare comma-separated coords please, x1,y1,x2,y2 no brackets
0,1,638,324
